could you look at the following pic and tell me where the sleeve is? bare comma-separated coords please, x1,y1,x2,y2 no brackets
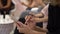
41,4,49,16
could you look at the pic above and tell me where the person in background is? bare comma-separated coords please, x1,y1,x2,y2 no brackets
0,0,15,15
0,0,15,34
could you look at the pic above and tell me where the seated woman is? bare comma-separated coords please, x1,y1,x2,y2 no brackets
0,0,15,15
0,0,15,34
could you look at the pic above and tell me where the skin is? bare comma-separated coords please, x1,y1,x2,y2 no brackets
0,0,11,9
21,0,45,8
34,0,45,7
16,22,46,34
25,15,48,32
0,0,3,9
25,3,48,23
25,4,48,33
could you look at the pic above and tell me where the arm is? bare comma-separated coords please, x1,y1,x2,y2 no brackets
34,16,48,22
25,30,46,34
29,12,44,17
29,4,49,17
21,1,38,8
0,0,3,8
36,4,49,17
31,30,46,34
34,0,46,7
34,13,44,17
34,4,49,22
34,26,48,32
3,0,11,8
16,21,46,34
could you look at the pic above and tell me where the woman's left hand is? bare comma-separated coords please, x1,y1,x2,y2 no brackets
16,21,32,34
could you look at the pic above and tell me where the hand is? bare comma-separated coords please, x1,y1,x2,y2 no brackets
16,22,46,34
25,19,36,30
25,15,36,29
25,15,41,22
16,21,32,34
25,12,37,22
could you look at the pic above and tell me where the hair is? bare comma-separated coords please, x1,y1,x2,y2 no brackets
50,0,60,6
43,0,50,4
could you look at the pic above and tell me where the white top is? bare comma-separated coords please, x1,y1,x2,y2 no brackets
0,15,14,24
31,8,39,12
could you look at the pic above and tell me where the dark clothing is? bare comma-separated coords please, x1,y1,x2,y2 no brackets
0,0,15,14
47,4,60,34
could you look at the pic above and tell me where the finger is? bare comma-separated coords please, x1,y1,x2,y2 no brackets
16,23,21,29
17,21,27,28
25,16,32,24
30,18,34,21
25,16,28,20
16,21,24,28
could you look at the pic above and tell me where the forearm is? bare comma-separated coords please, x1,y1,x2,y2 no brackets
34,26,48,32
36,16,48,22
31,30,46,34
22,1,38,8
3,0,11,8
25,30,46,34
34,13,44,17
0,0,3,8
